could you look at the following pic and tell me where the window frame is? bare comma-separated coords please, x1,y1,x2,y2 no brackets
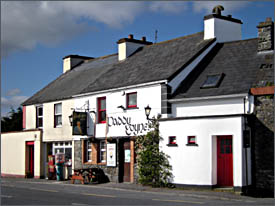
126,92,137,109
52,141,72,163
86,140,93,163
36,106,43,128
200,73,225,89
186,136,198,146
54,103,62,128
99,141,106,163
97,97,106,123
167,136,178,146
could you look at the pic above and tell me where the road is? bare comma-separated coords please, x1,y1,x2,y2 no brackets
1,178,274,205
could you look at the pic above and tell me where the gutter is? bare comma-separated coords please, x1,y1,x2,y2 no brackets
168,93,249,103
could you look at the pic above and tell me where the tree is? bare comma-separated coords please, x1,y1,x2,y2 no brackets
1,107,23,132
135,116,173,187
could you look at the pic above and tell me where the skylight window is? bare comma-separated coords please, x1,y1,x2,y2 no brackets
201,73,224,88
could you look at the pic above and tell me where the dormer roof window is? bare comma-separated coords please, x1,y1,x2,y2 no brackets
201,73,225,89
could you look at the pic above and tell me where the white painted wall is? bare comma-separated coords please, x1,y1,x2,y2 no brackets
204,18,242,42
168,40,216,93
118,42,143,61
1,130,43,178
74,84,162,139
25,99,74,142
172,95,252,117
25,105,36,129
43,99,74,142
159,116,246,187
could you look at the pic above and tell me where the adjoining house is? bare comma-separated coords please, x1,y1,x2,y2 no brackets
1,6,273,195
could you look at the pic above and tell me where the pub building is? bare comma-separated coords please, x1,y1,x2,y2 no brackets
1,7,273,195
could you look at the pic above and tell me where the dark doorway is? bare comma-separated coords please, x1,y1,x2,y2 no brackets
26,142,34,178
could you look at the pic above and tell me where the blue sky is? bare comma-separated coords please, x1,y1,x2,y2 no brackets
1,1,274,117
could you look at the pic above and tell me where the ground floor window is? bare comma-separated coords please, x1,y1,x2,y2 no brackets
53,141,72,164
100,141,106,163
82,140,107,164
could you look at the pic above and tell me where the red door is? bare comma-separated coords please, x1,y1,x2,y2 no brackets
26,142,34,177
217,136,233,186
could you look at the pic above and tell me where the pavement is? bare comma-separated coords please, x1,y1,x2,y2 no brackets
2,177,271,202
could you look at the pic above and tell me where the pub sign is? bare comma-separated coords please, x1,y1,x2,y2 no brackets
72,111,87,135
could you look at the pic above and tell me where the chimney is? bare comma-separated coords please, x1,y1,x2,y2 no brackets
62,55,93,73
257,17,274,52
204,5,243,42
117,34,152,61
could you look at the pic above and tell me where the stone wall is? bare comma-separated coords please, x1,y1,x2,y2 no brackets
250,95,274,197
74,140,119,183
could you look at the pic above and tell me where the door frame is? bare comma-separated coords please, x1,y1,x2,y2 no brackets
216,135,233,187
26,141,34,178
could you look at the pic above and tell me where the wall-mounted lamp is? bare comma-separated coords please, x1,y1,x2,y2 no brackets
68,114,73,126
144,105,153,121
117,105,126,110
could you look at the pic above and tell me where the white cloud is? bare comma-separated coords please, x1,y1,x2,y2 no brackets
1,95,29,117
1,1,251,57
192,1,250,14
6,88,21,96
149,2,188,13
1,1,145,57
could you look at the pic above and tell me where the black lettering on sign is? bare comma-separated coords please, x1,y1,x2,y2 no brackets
108,115,150,136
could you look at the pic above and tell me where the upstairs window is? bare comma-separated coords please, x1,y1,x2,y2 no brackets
54,103,62,127
126,92,137,108
98,97,106,123
36,106,43,128
201,73,225,89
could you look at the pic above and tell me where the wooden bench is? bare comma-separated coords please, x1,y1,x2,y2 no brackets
71,168,101,184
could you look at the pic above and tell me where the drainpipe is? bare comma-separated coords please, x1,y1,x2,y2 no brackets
243,97,249,195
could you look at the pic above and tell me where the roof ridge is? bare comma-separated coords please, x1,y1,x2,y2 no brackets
223,37,258,44
148,31,204,47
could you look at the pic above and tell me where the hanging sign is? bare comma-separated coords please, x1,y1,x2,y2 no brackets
72,112,87,135
107,143,116,167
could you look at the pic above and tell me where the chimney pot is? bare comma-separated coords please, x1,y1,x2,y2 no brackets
141,36,146,41
128,34,133,39
266,17,272,22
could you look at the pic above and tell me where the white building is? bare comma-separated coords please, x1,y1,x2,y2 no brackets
2,7,273,195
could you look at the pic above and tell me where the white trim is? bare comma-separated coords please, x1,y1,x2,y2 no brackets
72,80,167,98
169,93,248,103
168,40,217,94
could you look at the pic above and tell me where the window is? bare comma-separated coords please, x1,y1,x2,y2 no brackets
53,141,72,163
87,141,93,162
100,141,106,163
126,92,137,108
201,73,225,88
54,103,62,127
98,97,106,123
187,136,198,146
36,106,43,128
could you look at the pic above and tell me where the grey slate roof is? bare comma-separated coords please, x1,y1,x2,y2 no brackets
172,38,274,99
23,32,214,105
22,54,118,105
